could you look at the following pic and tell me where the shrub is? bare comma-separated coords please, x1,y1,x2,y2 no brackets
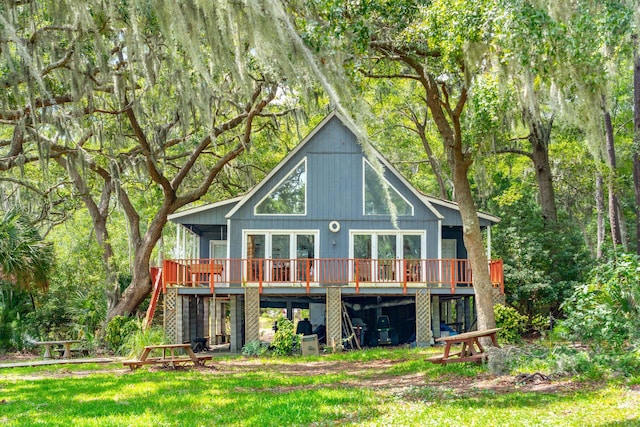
120,325,166,357
242,340,269,357
104,316,140,354
529,314,550,338
271,315,300,356
561,252,640,350
494,304,527,343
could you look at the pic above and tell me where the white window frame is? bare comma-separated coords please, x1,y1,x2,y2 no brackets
209,240,228,259
242,230,319,282
441,239,457,259
254,158,307,216
362,158,414,217
349,230,426,281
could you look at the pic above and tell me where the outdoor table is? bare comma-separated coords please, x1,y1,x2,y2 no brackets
428,328,501,364
123,343,212,370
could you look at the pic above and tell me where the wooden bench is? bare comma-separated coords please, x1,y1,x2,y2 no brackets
189,263,223,275
428,328,501,364
189,263,224,285
34,340,83,359
123,343,212,370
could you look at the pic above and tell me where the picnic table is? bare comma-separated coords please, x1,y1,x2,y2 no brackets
428,328,501,364
123,343,212,370
35,340,83,359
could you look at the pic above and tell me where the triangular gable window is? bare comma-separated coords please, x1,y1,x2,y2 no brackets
364,159,413,216
255,159,306,215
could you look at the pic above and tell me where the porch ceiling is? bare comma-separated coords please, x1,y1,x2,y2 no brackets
183,224,222,235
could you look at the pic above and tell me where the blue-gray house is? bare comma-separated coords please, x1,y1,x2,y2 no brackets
161,112,503,351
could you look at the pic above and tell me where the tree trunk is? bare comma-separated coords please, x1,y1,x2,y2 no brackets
417,70,496,332
603,103,623,248
633,34,640,255
56,156,122,313
106,229,157,318
596,172,605,259
526,113,558,224
449,144,496,331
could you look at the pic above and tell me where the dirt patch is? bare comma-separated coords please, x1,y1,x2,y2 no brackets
0,351,39,362
171,357,591,397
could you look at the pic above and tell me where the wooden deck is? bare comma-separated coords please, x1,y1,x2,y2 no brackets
162,258,504,295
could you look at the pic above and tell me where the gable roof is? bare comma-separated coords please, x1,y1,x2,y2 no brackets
225,111,444,220
167,111,500,226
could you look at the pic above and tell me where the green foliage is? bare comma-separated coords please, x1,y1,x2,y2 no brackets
241,339,269,357
120,325,166,358
494,304,527,343
0,284,34,350
23,226,107,347
561,252,640,350
104,316,140,354
0,208,53,292
491,185,592,318
530,314,550,338
549,347,606,380
270,315,300,356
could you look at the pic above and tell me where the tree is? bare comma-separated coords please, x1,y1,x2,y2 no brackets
633,34,640,255
488,1,562,224
0,0,326,320
299,0,499,331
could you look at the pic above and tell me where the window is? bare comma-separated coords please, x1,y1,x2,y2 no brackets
351,231,425,282
209,241,227,259
244,231,318,282
363,160,413,216
442,239,457,259
255,159,306,215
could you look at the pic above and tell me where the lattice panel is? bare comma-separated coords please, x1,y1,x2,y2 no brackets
244,288,260,343
326,287,342,347
163,288,177,343
415,289,432,347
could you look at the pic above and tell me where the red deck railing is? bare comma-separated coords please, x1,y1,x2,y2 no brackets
161,258,504,295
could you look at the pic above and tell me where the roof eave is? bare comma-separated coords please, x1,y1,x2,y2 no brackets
168,196,244,221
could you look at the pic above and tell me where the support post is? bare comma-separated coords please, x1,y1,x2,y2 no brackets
326,287,342,350
432,295,441,339
245,287,260,344
464,296,473,332
163,287,179,344
415,289,433,347
209,296,216,345
176,294,184,345
229,295,244,353
456,298,464,334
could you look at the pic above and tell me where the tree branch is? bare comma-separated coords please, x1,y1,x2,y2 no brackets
494,147,534,159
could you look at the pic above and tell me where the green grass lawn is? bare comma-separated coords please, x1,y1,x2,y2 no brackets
1,348,639,426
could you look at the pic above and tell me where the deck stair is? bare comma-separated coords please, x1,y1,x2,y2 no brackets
143,268,163,330
341,303,361,350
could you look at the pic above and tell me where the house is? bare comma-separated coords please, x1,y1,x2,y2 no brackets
160,112,504,351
